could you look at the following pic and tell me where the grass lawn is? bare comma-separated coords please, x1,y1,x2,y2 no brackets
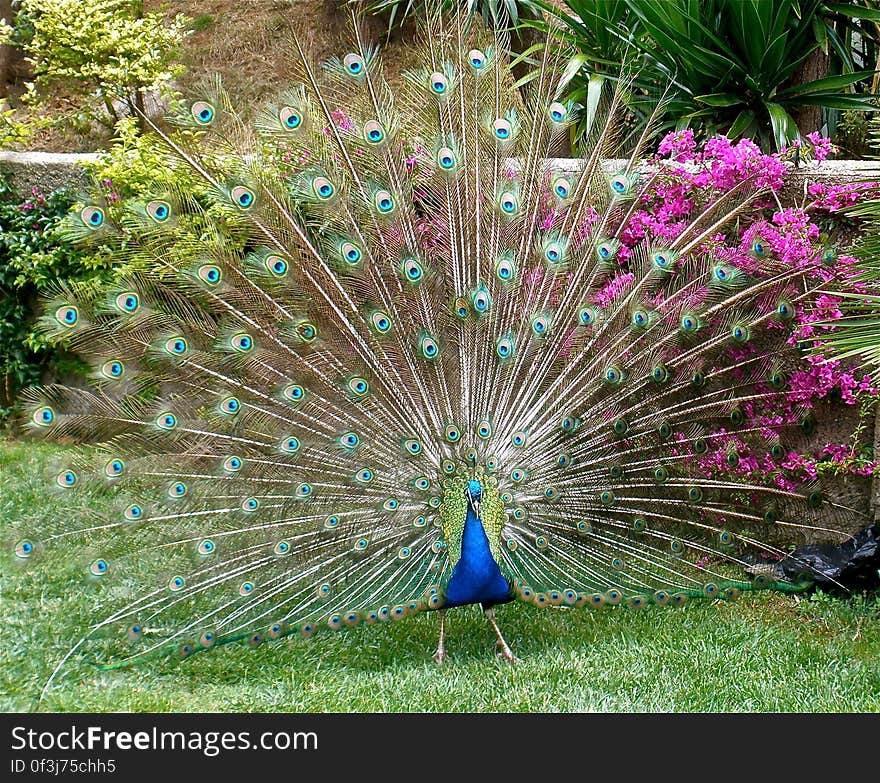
2,438,878,713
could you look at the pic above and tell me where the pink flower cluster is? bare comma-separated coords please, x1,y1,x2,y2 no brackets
616,130,878,484
19,186,47,212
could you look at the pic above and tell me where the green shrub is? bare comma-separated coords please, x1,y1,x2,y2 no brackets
0,176,116,423
16,0,190,129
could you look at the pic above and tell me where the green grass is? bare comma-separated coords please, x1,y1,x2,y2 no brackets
2,439,879,713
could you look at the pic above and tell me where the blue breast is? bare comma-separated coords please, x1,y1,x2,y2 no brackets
443,505,512,608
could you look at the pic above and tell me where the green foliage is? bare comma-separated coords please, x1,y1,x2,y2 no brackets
17,0,190,128
80,115,199,200
537,0,879,151
0,176,117,423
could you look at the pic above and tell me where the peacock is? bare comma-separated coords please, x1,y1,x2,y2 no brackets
14,6,868,687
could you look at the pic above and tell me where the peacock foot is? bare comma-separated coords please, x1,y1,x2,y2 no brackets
494,639,519,664
432,646,449,665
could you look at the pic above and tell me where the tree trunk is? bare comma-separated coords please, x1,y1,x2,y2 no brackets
0,0,19,104
788,45,830,137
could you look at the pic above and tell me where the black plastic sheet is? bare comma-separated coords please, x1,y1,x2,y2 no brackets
778,523,880,593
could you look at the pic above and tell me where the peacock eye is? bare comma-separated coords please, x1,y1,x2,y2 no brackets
531,315,550,335
313,177,335,201
81,206,105,228
341,242,362,265
468,49,486,70
197,264,222,285
437,146,456,170
500,192,517,214
57,469,78,488
553,177,570,199
493,118,512,140
374,190,395,214
231,186,255,209
218,396,240,415
168,481,187,498
343,53,365,76
283,383,305,402
55,305,79,327
496,336,514,359
31,405,55,427
371,311,392,333
124,503,142,520
610,174,632,195
419,334,440,360
578,307,596,326
101,360,124,379
298,324,316,344
230,332,254,352
632,310,649,328
279,106,303,129
156,412,177,430
115,292,140,313
495,258,515,281
191,101,215,125
604,365,623,384
776,300,795,321
265,255,288,277
472,288,491,313
363,120,385,145
401,258,424,283
596,240,618,261
429,71,448,94
223,456,243,472
165,336,188,356
90,559,109,576
348,376,370,397
147,200,171,222
548,102,567,122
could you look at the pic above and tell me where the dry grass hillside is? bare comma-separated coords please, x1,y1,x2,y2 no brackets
157,0,419,107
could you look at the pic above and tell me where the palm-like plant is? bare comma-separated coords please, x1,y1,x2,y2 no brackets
355,0,540,31
537,0,879,151
817,161,880,381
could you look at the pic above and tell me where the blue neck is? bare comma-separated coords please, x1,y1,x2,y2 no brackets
443,504,511,608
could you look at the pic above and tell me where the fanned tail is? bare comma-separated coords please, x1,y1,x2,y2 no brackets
14,7,867,686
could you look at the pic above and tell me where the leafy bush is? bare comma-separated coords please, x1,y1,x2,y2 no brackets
0,176,116,423
537,0,879,152
15,0,189,129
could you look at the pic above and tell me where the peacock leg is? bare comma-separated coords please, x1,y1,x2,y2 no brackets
483,606,518,663
432,609,449,665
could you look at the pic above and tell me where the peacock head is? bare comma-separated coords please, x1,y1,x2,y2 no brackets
467,479,482,503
